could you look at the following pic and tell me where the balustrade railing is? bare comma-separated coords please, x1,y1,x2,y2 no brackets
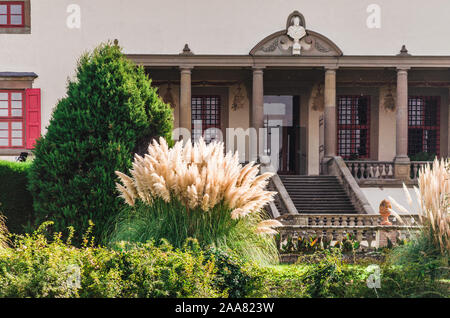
410,161,433,180
278,213,420,227
345,161,394,180
276,214,421,250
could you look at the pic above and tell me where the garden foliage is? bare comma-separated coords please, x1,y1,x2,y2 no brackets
28,42,173,241
0,224,223,298
0,160,33,233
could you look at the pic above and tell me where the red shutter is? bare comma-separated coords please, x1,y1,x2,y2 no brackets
25,88,41,149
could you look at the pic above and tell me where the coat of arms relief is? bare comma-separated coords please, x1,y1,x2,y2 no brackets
250,11,342,57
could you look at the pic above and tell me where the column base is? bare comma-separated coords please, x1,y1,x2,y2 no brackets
321,156,334,175
394,156,411,182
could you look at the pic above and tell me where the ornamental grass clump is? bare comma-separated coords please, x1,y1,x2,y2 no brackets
389,158,449,255
416,158,450,254
111,137,281,264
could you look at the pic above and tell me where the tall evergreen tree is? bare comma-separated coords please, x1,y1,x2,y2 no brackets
28,43,173,241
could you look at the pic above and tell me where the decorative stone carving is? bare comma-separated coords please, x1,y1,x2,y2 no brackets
231,83,246,111
380,84,396,112
379,199,393,225
180,44,194,55
309,83,324,111
163,82,176,109
397,45,411,56
287,16,306,55
159,83,179,111
250,11,343,57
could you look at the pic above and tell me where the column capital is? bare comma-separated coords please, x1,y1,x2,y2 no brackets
324,66,339,72
396,66,410,72
252,66,265,72
179,65,194,72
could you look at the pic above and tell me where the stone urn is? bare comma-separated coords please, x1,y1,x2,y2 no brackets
379,199,392,225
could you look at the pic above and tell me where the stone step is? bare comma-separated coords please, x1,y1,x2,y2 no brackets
297,210,358,214
278,175,359,215
294,205,358,210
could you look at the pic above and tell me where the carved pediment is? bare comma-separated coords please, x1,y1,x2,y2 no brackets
250,11,343,57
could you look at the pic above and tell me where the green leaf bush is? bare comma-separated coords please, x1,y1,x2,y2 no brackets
0,224,223,298
0,160,33,233
204,247,263,298
28,42,173,242
254,249,449,298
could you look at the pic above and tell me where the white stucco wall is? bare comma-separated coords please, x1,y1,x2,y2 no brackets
362,187,421,215
1,0,450,142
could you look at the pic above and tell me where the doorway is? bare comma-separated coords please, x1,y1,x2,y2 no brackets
263,95,300,174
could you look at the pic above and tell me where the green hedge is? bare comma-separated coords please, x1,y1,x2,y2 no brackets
0,229,225,298
0,160,33,233
253,250,449,298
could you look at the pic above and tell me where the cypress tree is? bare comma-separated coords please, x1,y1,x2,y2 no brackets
28,42,173,242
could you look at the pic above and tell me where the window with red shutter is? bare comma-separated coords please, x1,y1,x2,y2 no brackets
25,88,41,149
0,90,25,148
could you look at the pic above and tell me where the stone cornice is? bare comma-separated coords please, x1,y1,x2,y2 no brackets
128,54,450,69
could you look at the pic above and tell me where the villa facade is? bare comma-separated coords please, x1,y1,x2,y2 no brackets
1,0,449,214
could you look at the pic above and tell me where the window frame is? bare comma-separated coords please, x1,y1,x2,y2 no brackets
0,90,26,149
0,1,25,28
407,96,440,157
191,95,221,143
337,95,371,159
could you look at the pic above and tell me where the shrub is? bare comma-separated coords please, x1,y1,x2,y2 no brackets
0,214,8,249
253,265,309,298
388,231,448,281
254,249,448,298
0,225,222,298
110,137,280,264
204,247,262,298
0,160,33,233
28,42,174,242
409,152,435,162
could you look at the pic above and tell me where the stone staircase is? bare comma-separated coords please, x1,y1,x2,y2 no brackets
279,175,358,214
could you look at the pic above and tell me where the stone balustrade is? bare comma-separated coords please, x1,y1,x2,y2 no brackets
278,213,420,227
345,161,395,180
410,161,433,180
276,213,421,250
276,224,418,250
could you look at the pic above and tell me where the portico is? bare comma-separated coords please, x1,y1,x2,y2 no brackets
129,11,450,182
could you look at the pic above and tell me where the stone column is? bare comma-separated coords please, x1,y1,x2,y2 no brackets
252,67,265,160
324,67,337,159
394,67,411,181
179,66,193,135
